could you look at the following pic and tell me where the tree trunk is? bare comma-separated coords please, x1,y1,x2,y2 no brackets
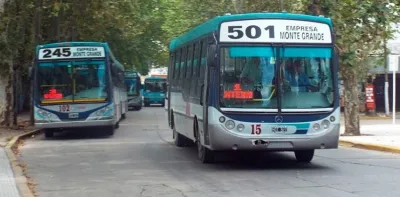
1,60,15,127
30,0,42,125
342,68,361,136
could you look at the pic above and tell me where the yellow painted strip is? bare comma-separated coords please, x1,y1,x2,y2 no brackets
41,99,73,104
41,98,106,104
339,140,400,154
74,98,106,102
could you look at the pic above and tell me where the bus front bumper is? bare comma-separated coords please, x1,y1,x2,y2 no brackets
35,119,114,129
144,97,164,104
207,124,340,151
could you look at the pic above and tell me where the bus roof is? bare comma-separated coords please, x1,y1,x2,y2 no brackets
169,12,333,50
35,41,124,70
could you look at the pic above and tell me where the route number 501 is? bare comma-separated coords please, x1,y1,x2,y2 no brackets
251,124,262,135
228,25,275,39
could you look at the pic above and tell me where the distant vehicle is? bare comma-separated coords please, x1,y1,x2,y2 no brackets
125,70,142,111
143,77,167,107
30,42,128,138
167,12,339,163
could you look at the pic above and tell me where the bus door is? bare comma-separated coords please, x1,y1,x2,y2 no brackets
167,53,175,127
201,43,216,146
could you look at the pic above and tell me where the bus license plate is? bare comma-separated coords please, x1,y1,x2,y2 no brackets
68,113,79,119
272,126,288,133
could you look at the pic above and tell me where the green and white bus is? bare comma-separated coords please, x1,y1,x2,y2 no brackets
125,70,142,111
167,12,339,163
31,42,128,138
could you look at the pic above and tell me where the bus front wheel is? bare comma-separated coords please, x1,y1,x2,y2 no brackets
194,122,214,163
294,150,314,163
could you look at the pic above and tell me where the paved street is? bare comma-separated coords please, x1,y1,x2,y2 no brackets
18,107,400,197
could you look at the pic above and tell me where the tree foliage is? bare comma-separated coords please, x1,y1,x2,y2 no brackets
161,0,300,42
161,0,400,136
0,0,168,126
1,0,399,131
301,0,400,135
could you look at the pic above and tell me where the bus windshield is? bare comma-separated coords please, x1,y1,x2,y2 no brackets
219,46,334,110
125,78,139,96
144,80,166,93
37,60,108,104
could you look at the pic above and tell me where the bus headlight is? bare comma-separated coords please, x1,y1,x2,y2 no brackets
330,116,336,122
219,116,226,123
321,120,330,129
38,110,52,118
312,123,321,131
225,120,235,130
96,106,110,116
237,124,245,132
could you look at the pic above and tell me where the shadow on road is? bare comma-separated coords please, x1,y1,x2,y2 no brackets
167,145,331,171
43,128,113,140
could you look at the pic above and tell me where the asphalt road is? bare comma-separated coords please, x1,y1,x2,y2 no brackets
19,107,400,197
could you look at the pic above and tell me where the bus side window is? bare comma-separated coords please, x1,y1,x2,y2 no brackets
193,42,199,77
196,40,207,99
180,47,187,89
186,45,193,78
190,42,200,99
174,50,181,81
200,40,207,80
168,52,175,90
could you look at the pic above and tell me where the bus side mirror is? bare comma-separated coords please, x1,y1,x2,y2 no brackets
207,45,216,67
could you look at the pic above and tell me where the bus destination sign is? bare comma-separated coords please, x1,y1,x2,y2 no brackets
38,46,105,60
219,19,332,44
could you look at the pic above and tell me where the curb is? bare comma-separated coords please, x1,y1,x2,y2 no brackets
5,129,42,197
339,139,400,154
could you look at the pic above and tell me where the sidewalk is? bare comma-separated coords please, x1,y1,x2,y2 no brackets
340,112,400,120
340,124,400,153
0,112,33,197
0,148,20,197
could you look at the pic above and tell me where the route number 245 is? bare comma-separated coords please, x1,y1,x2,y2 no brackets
228,25,275,39
251,124,262,135
42,48,71,58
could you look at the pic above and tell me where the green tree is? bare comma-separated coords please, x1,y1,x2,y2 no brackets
302,0,400,135
0,0,168,126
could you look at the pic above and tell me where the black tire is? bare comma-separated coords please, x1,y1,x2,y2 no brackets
173,128,187,147
104,126,115,136
144,102,150,107
194,122,214,163
44,129,54,138
121,113,126,119
115,121,119,129
136,106,142,111
295,150,315,163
